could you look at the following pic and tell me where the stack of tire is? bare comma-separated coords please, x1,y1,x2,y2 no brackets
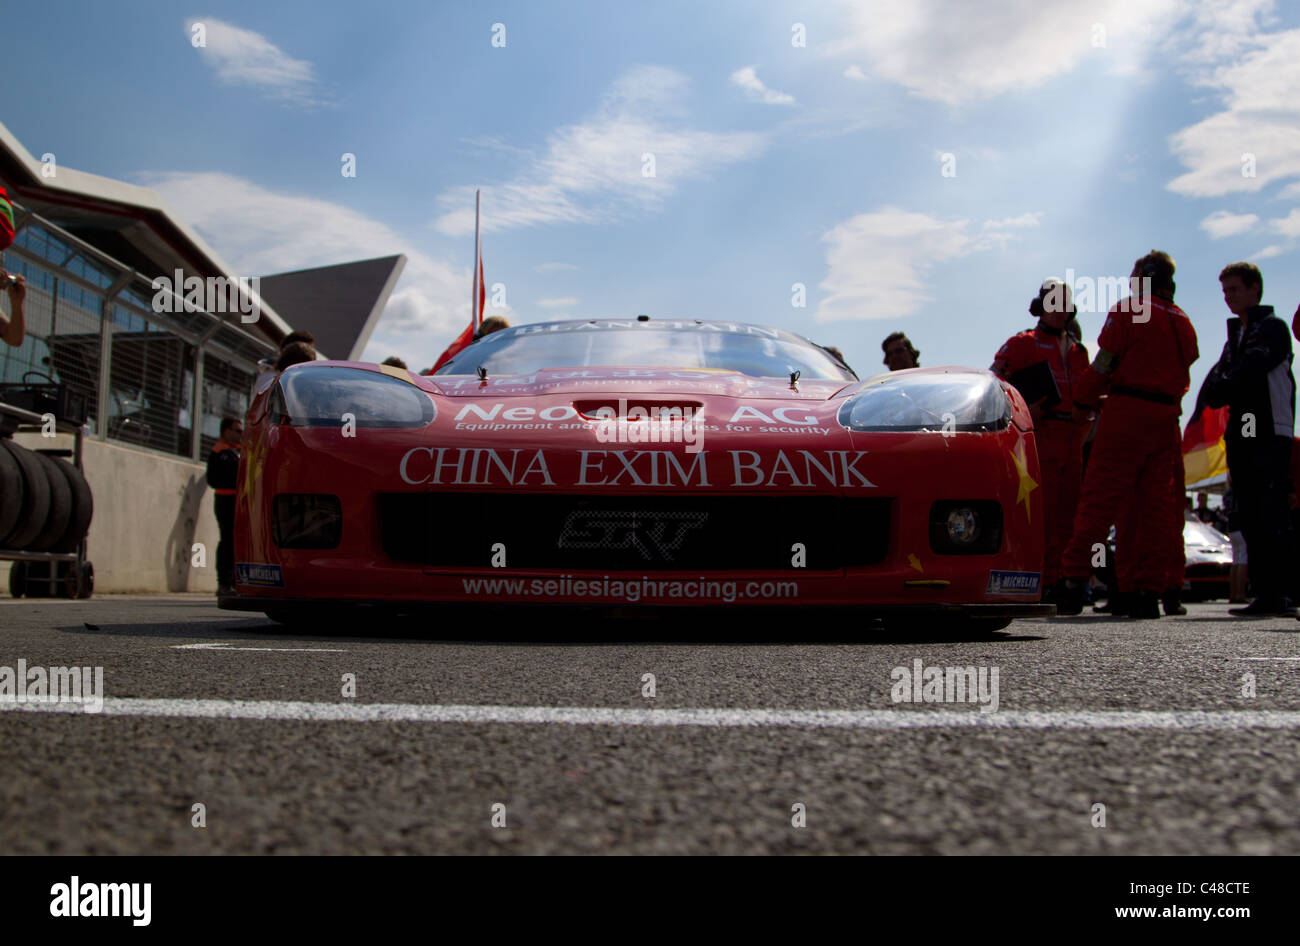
0,439,94,598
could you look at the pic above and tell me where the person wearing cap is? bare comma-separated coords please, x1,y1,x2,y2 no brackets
991,278,1090,593
1055,251,1199,619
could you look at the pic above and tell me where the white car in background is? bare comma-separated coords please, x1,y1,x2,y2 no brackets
1181,518,1233,601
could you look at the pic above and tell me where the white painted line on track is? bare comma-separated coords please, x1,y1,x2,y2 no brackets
5,699,1300,729
171,642,346,653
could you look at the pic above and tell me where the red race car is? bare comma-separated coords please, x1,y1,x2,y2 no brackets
220,318,1051,632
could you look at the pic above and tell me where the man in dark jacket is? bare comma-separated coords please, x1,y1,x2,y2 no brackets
206,416,243,594
1203,262,1297,616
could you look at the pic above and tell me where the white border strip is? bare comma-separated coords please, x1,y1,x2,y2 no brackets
4,699,1300,729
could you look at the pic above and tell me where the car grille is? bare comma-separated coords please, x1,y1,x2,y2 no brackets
378,493,891,571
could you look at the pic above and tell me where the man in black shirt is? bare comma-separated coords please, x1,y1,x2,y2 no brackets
206,416,243,594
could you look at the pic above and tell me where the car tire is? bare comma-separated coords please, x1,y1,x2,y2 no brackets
29,452,71,551
0,442,23,544
0,441,49,550
48,457,93,553
964,617,1013,634
8,560,26,597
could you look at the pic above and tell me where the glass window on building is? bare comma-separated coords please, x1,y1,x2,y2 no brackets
199,355,253,457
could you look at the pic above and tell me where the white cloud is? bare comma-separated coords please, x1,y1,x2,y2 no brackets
534,262,579,273
843,65,867,81
185,18,327,106
1167,17,1300,197
1270,207,1300,238
982,212,1042,230
815,207,1036,322
537,297,579,309
1174,0,1279,64
1251,244,1286,259
139,171,475,363
822,0,1181,106
434,66,765,236
730,66,796,105
1199,210,1260,238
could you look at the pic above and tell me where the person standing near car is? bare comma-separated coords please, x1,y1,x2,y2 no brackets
1056,251,1199,619
882,332,920,371
0,268,24,347
991,278,1090,594
1,181,25,346
1203,262,1297,616
1222,481,1249,603
207,416,242,595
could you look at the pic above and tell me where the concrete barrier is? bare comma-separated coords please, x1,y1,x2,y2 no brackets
1,433,221,594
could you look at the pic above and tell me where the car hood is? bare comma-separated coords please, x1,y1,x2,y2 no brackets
420,366,857,401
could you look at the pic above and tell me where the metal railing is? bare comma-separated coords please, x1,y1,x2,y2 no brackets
1,206,272,462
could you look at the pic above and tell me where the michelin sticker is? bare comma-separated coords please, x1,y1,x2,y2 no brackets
237,563,284,587
986,570,1040,595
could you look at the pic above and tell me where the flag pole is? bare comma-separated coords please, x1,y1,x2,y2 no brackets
472,188,482,333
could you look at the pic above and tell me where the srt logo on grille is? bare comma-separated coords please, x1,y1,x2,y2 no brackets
557,510,708,562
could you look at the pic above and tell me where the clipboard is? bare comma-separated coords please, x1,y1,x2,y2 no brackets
1008,359,1061,408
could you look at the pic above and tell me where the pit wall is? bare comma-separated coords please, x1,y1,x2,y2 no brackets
1,433,220,594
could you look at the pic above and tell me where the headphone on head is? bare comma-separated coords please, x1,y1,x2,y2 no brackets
1029,279,1075,320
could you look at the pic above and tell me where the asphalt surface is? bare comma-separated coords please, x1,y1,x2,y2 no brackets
2,594,1299,855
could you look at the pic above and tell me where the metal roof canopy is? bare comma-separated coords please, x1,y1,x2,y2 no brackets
5,205,277,369
0,118,291,350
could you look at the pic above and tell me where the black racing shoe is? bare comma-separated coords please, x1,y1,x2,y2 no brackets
1094,591,1134,617
1131,592,1161,620
1161,590,1187,616
1230,597,1298,617
1054,580,1085,616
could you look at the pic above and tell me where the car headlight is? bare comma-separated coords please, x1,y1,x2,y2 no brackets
270,365,436,428
273,494,342,548
946,507,979,545
930,501,1002,554
837,372,1010,432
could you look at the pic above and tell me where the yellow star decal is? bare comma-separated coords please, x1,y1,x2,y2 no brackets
1010,443,1038,522
239,428,270,503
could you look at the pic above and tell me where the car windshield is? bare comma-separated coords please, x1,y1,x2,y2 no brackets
437,320,856,380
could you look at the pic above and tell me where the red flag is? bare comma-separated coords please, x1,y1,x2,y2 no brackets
426,253,484,373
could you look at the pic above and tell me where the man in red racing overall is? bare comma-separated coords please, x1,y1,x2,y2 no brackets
992,278,1090,594
1056,251,1198,619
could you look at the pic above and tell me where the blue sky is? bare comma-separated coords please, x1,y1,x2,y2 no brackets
6,0,1300,408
